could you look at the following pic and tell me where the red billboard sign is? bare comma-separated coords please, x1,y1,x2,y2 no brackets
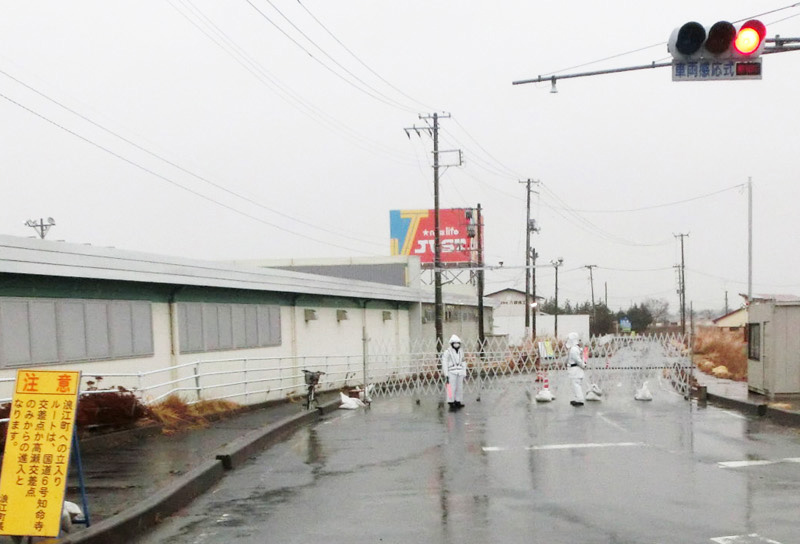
390,208,482,266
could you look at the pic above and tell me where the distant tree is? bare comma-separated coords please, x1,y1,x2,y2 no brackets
643,298,670,324
624,303,653,333
590,303,615,336
539,298,615,335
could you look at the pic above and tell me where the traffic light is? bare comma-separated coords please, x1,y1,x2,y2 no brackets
668,19,766,81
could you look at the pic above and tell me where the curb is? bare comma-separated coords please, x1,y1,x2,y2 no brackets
59,398,341,543
705,391,768,416
765,405,800,426
215,399,340,470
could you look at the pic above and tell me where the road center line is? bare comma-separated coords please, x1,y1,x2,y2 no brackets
718,457,800,469
711,533,783,543
525,442,645,451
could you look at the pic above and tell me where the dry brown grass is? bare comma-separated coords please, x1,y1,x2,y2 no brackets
693,327,747,381
148,395,241,433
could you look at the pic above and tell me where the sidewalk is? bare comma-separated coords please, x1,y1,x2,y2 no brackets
3,373,800,544
694,370,800,423
0,393,342,544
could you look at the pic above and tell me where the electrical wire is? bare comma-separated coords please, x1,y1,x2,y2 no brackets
0,64,386,249
555,183,745,213
245,0,417,113
538,182,673,247
0,89,382,255
170,0,416,165
294,0,436,113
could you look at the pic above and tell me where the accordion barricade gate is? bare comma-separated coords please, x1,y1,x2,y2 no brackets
366,334,693,401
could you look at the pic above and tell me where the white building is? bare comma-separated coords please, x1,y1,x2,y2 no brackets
747,294,800,395
485,288,589,342
0,235,492,404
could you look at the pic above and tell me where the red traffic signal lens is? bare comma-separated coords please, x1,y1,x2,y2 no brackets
735,20,766,55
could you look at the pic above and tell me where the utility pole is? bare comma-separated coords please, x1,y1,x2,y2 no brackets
519,179,539,341
675,233,689,335
551,258,564,339
476,204,485,356
531,246,538,341
585,264,597,332
747,177,753,304
25,217,56,239
405,113,457,350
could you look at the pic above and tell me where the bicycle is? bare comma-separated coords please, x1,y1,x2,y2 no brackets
302,369,325,410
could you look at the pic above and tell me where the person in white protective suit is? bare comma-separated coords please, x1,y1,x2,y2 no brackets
441,334,466,411
566,332,586,406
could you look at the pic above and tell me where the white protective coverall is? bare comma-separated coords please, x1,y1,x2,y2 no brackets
566,332,586,405
441,334,466,406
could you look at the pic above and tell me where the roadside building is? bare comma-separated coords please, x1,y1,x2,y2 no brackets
747,294,800,395
713,307,748,332
0,235,491,404
485,287,589,342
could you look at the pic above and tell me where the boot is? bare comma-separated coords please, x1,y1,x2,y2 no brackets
448,402,457,412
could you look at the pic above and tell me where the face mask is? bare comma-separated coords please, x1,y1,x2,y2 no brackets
452,343,460,349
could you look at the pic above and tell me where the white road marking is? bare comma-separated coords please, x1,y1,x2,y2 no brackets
719,457,800,469
721,410,749,420
718,460,776,468
481,446,506,452
525,442,645,451
711,533,783,543
597,412,628,432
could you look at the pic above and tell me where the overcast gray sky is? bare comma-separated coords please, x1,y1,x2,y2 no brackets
1,1,798,315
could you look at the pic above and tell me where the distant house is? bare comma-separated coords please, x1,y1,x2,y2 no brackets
485,288,588,341
713,307,748,330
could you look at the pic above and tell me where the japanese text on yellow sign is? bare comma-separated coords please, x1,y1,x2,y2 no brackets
0,370,81,537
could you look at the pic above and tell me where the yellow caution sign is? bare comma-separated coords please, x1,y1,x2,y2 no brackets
0,370,81,537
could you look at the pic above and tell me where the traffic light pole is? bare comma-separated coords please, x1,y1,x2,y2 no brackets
512,38,800,88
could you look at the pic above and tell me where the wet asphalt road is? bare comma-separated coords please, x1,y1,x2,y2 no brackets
134,378,800,544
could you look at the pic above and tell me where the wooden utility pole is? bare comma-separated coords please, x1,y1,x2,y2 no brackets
551,258,564,338
405,113,458,350
476,204,485,355
519,179,539,340
585,264,597,334
675,233,689,335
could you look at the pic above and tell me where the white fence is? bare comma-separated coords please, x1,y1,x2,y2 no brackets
0,334,692,424
366,333,693,400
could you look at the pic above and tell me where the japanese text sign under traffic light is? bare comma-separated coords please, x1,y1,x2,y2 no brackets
0,370,81,537
668,19,766,81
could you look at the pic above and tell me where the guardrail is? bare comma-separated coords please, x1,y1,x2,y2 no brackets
0,354,365,422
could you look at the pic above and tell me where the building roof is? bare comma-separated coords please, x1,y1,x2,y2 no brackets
745,293,800,305
0,235,467,304
486,287,526,297
712,307,747,324
485,288,543,299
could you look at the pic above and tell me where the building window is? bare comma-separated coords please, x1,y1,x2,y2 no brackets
0,297,153,368
747,323,761,360
178,302,281,353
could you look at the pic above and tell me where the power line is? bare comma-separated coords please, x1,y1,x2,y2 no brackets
0,65,385,249
245,0,417,112
169,0,416,165
556,183,746,213
294,0,436,113
0,89,381,255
